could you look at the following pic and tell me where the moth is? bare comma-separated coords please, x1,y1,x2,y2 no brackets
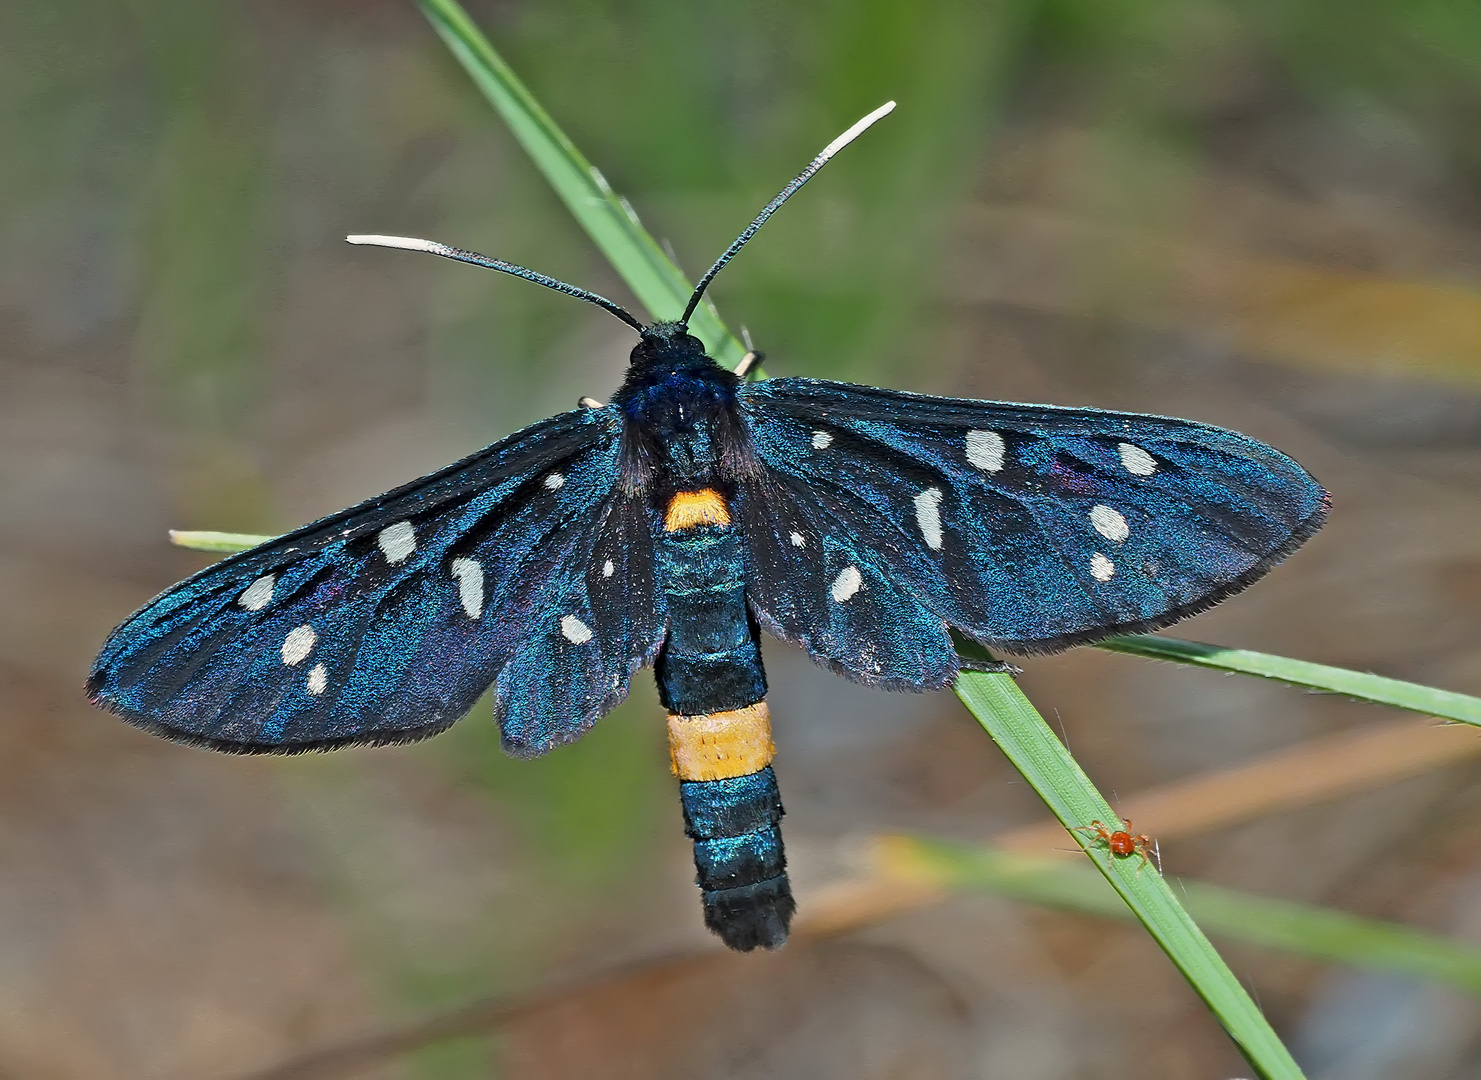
89,103,1327,951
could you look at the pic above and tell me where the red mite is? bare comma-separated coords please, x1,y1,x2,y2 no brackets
1075,818,1159,872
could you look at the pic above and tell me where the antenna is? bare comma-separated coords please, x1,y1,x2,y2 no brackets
345,235,646,333
679,101,896,327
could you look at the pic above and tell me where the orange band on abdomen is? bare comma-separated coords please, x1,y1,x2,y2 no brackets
663,488,731,532
668,702,774,781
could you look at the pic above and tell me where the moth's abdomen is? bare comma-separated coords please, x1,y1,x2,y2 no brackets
656,488,794,950
677,759,792,951
653,489,766,715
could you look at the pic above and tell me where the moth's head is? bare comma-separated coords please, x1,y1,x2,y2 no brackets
629,322,709,369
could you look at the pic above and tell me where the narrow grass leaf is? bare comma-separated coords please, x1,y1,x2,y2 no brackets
414,0,745,368
953,655,1305,1079
169,530,274,553
886,835,1481,997
1101,635,1481,728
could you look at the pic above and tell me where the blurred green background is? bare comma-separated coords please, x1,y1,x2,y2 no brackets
4,1,1481,1077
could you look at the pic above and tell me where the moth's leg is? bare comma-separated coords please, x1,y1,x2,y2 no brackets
957,657,1021,676
950,632,1020,677
734,350,764,379
735,327,764,380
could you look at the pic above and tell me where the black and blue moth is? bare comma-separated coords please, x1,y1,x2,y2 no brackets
88,104,1327,951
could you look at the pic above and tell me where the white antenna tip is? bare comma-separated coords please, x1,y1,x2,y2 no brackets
346,234,446,254
818,101,897,162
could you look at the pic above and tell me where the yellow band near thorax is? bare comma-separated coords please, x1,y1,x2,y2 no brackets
668,702,775,781
664,488,731,532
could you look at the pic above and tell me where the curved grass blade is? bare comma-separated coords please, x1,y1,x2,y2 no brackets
884,834,1481,997
1100,635,1481,728
414,0,746,369
953,655,1305,1079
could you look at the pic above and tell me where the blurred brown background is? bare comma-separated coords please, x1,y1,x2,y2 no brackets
4,1,1481,1077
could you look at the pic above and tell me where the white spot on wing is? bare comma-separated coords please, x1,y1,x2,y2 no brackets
602,559,615,578
1118,442,1157,476
966,429,1005,472
811,430,833,450
1089,504,1129,543
789,531,806,548
831,565,862,602
282,625,317,666
377,521,416,564
306,663,328,695
238,574,275,611
561,615,593,644
914,486,944,550
544,472,565,490
1090,553,1116,582
450,557,484,619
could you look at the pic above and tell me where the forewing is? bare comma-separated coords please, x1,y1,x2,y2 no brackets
738,378,1326,681
88,407,665,753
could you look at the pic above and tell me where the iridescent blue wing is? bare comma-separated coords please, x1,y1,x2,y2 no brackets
736,378,1326,687
88,407,665,756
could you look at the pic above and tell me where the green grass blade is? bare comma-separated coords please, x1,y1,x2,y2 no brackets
169,530,273,553
953,659,1305,1079
893,835,1481,996
1100,635,1481,727
413,0,745,369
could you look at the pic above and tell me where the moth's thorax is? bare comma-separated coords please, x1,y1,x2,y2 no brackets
614,323,754,489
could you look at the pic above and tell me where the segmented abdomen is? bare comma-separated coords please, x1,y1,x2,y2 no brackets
654,488,794,951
